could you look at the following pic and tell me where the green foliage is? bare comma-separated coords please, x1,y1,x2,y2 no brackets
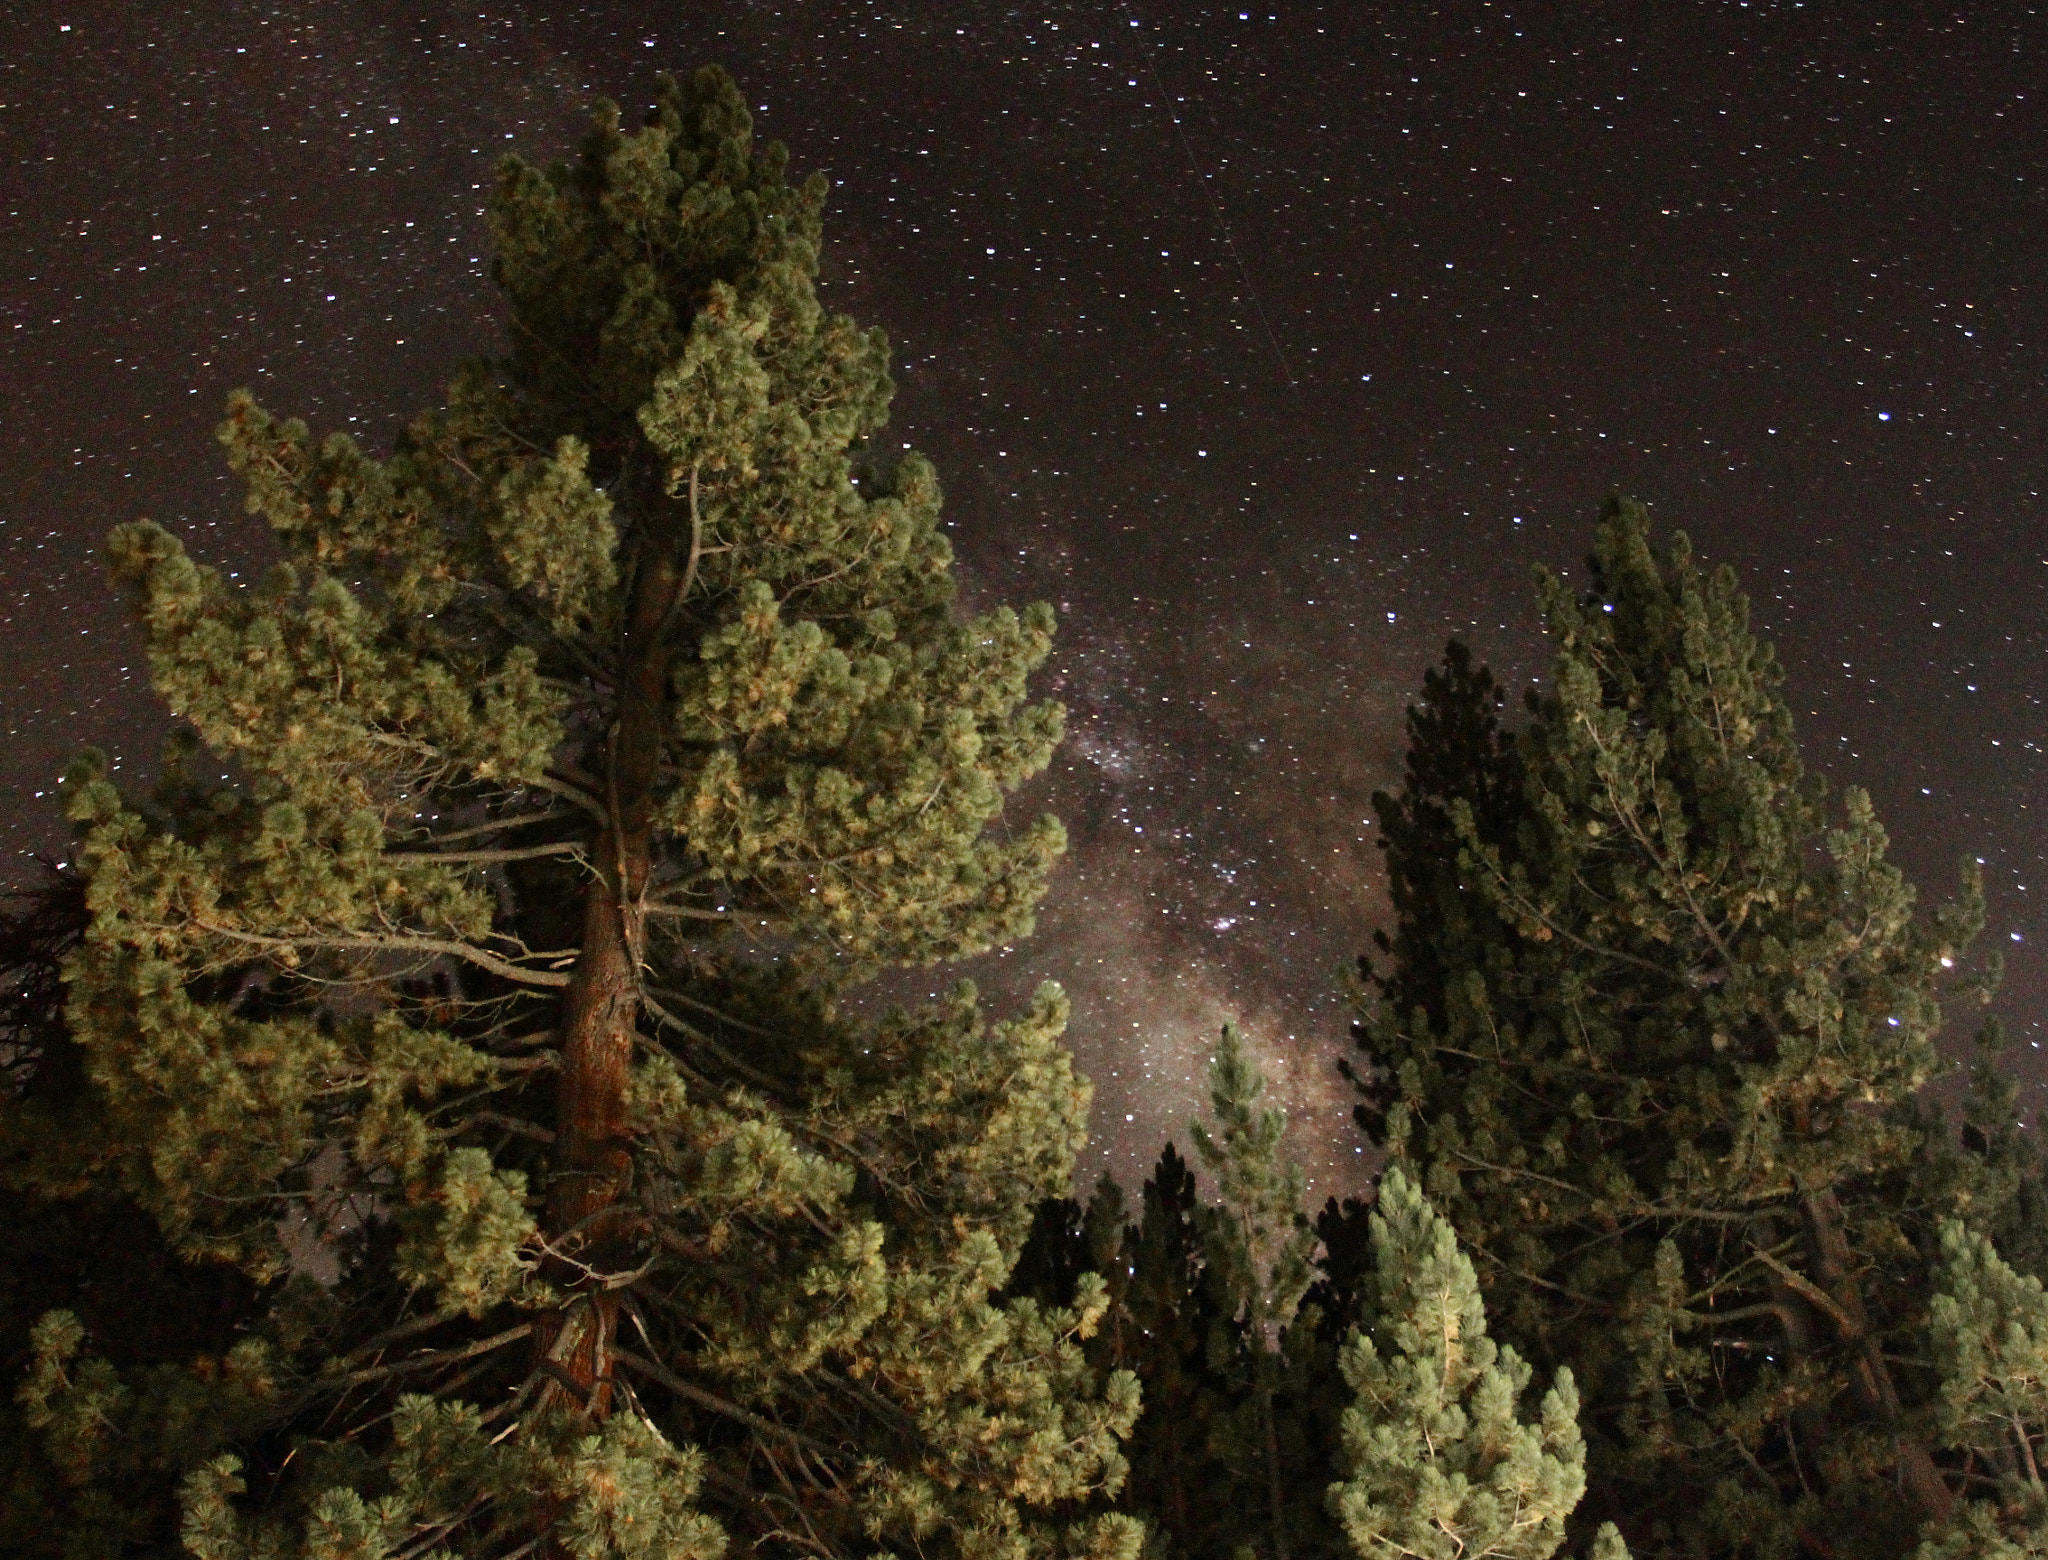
1909,1219,2048,1556
1193,1028,1318,1341
1190,1027,1325,1560
1008,1131,1619,1560
1929,1222,2048,1468
16,66,1136,1560
1006,1143,1336,1560
1005,1034,1349,1560
173,1398,728,1560
1328,1168,1613,1560
1910,1494,2048,1560
0,862,272,1560
1352,498,1999,1559
1931,1027,2048,1287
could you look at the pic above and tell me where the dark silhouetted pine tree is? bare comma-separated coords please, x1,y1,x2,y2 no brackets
1341,639,1525,1147
1352,499,2003,1560
1116,1143,1233,1560
1302,1194,1376,1349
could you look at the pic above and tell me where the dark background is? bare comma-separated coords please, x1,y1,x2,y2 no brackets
4,0,2044,1196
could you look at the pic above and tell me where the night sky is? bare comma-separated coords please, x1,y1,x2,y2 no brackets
5,1,2046,1198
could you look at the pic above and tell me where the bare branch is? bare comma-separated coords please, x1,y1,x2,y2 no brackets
334,1307,473,1370
470,1110,557,1143
639,902,734,922
193,918,573,988
314,1322,535,1399
530,771,608,819
612,1346,839,1457
654,461,706,647
1747,1243,1857,1336
383,841,590,866
391,810,568,845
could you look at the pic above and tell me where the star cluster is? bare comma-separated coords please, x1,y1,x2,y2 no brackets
5,1,2046,1196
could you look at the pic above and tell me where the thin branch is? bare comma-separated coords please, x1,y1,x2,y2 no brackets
1449,1151,1596,1205
532,768,607,818
311,1323,535,1402
390,809,568,845
817,1367,921,1437
1459,1233,1613,1313
1469,843,1701,988
612,1346,840,1458
639,991,789,1096
479,1362,549,1428
334,1307,473,1370
382,841,589,866
1747,1244,1857,1336
1702,1302,1805,1331
644,983,799,1048
482,1028,559,1052
193,918,572,988
469,1110,556,1143
385,1496,495,1560
480,1053,559,1074
758,1441,837,1559
665,462,706,639
640,902,735,922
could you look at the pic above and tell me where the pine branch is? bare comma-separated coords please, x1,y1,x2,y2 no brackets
611,1346,839,1457
382,840,589,866
468,1110,556,1143
389,809,570,845
333,1323,536,1390
192,917,574,988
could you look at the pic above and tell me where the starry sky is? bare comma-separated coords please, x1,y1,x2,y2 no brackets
5,1,2046,1198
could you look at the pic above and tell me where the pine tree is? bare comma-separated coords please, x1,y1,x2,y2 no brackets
1923,1025,2048,1287
1340,641,1523,1147
1004,1173,1124,1316
1327,1166,1616,1560
1302,1195,1376,1352
1112,1143,1233,1560
1,859,267,1560
1192,1027,1323,1560
1352,499,1993,1560
1007,1195,1093,1311
1909,1221,2048,1558
24,67,1140,1560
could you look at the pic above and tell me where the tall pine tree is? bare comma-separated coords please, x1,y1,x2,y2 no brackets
1192,1026,1326,1560
1117,1144,1232,1559
1353,499,1994,1560
23,67,1139,1560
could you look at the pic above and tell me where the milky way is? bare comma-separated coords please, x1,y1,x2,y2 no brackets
7,2,2047,1198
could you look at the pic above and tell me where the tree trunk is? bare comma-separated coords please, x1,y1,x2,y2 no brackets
1798,1189,1953,1527
1758,1215,1835,1497
1161,1408,1191,1552
1259,1360,1291,1560
532,502,690,1422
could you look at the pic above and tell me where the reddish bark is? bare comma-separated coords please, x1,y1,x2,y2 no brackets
531,494,690,1425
